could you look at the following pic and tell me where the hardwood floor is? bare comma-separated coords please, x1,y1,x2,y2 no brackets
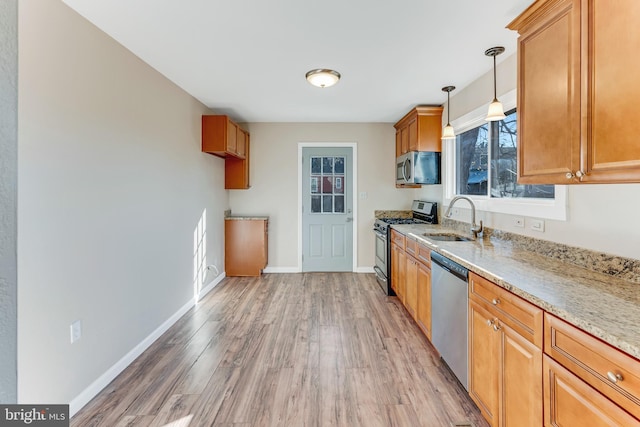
71,273,489,427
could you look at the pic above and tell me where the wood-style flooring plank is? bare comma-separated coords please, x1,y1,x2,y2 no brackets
71,273,489,427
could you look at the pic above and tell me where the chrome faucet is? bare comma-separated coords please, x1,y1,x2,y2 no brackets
444,196,484,239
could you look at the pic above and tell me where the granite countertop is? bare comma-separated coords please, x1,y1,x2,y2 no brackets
225,216,269,221
391,223,640,360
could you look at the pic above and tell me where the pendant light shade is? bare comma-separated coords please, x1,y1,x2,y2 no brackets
485,46,506,122
305,69,341,88
441,85,456,140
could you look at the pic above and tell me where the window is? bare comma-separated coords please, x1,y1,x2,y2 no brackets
456,109,554,199
310,156,345,213
444,89,566,220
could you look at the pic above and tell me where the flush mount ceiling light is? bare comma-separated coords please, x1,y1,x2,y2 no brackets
485,46,506,122
441,86,456,140
305,69,341,88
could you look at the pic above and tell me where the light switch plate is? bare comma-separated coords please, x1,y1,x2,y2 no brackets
531,219,545,232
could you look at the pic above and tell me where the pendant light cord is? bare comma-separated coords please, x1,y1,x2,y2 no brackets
493,54,498,101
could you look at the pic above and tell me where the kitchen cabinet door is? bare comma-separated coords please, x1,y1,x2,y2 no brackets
225,219,268,276
544,355,640,427
416,262,431,339
583,0,640,182
404,256,418,319
502,323,542,427
512,0,581,184
469,300,501,427
391,242,405,303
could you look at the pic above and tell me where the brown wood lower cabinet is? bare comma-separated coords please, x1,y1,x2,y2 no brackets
544,355,640,426
468,273,543,427
225,218,268,277
416,261,431,338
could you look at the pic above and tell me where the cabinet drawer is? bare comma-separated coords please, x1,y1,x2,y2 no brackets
416,243,431,267
390,230,405,249
469,272,543,348
545,313,640,419
405,237,416,257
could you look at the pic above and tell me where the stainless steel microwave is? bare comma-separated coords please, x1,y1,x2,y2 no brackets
396,151,441,185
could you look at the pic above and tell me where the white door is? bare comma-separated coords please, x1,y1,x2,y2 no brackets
302,147,353,272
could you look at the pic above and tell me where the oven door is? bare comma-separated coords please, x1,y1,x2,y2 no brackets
373,230,388,289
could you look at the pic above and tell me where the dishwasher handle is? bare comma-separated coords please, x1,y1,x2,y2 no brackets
431,252,468,282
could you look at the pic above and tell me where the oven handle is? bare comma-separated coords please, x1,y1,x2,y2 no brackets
373,266,387,283
373,230,387,239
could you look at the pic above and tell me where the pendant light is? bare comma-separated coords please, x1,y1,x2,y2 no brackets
441,86,456,140
305,69,341,88
485,46,506,121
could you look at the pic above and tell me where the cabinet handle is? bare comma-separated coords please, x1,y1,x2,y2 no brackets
492,323,501,332
492,298,500,305
566,172,574,179
487,319,494,326
607,371,623,384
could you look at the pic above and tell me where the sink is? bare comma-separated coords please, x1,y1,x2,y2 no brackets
421,232,474,242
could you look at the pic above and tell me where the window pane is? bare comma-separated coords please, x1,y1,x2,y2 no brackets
334,157,345,174
311,157,321,174
311,195,321,213
456,124,488,196
334,176,344,193
322,195,333,212
490,110,554,199
322,176,333,193
322,157,333,174
335,196,345,213
310,176,320,194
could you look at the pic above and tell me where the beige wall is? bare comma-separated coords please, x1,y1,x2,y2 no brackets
18,0,227,407
425,53,640,260
229,123,415,270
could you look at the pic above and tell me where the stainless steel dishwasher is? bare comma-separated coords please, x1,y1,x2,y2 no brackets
431,251,469,390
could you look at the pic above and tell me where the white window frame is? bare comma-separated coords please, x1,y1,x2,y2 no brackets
443,89,567,220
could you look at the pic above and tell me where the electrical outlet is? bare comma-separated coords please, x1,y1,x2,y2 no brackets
531,219,545,232
70,320,82,343
514,217,525,228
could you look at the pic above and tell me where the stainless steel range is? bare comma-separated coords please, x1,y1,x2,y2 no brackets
373,200,437,295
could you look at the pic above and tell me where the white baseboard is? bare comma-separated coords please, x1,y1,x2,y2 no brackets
263,267,375,274
68,273,226,417
263,266,300,273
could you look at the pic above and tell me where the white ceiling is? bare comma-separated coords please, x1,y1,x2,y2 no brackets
61,0,533,123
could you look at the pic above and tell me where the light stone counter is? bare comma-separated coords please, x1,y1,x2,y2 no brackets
392,223,640,360
225,216,269,221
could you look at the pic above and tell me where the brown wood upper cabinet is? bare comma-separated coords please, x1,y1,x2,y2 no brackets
393,106,443,156
509,0,640,184
202,115,247,159
202,115,250,189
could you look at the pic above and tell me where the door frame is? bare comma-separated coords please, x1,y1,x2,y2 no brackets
298,142,358,272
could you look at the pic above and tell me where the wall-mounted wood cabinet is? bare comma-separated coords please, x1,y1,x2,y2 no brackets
393,106,443,156
509,0,640,184
202,115,250,189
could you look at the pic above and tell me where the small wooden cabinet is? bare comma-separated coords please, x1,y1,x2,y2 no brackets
468,272,543,427
225,218,268,276
393,106,443,156
509,0,640,184
202,115,251,189
415,245,432,339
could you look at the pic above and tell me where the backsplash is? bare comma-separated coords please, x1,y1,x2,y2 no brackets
442,218,640,284
374,210,413,219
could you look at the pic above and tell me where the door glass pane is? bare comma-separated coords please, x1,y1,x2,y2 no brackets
322,157,333,174
311,195,321,213
309,155,346,214
322,195,333,212
310,176,319,194
311,157,321,174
